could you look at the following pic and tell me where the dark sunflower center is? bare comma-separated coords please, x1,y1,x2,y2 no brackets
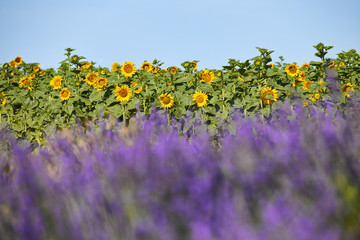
119,89,128,97
162,96,170,104
62,91,69,97
196,95,204,103
289,66,297,73
124,65,133,73
203,74,211,82
144,65,150,70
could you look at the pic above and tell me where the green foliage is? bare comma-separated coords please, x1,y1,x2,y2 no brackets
0,44,359,145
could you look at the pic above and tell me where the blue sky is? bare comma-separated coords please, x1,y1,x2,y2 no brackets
1,0,359,70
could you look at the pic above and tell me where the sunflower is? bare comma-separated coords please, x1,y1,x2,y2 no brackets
285,63,300,77
85,72,98,86
297,70,306,82
140,61,152,71
190,61,198,70
14,56,23,66
158,93,174,109
260,87,278,105
193,91,208,108
341,83,354,97
269,63,274,69
33,64,40,72
151,66,160,74
96,77,107,89
134,87,143,94
9,61,16,67
121,61,136,78
1,92,6,107
60,88,71,101
19,76,32,89
114,85,132,102
100,70,106,75
167,66,177,75
83,62,91,69
301,63,310,69
200,70,216,84
50,76,62,89
302,80,313,90
111,62,120,72
339,62,345,67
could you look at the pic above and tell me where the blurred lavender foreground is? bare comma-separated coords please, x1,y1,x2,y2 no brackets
1,100,360,239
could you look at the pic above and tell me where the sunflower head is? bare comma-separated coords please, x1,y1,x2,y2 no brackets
169,66,178,75
158,93,174,109
297,70,306,82
140,61,152,71
19,76,32,88
33,64,40,73
285,63,300,77
301,63,310,69
190,61,198,70
269,63,274,69
14,56,23,66
9,61,16,67
341,83,354,97
114,85,132,102
200,70,216,84
111,62,120,72
302,80,313,90
260,87,278,105
50,76,62,89
121,61,136,78
83,62,91,69
193,91,208,108
60,88,71,101
97,77,107,89
151,66,160,74
85,72,98,86
339,62,345,67
0,92,6,107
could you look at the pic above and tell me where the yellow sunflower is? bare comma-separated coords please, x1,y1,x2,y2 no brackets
140,61,152,71
285,63,300,77
134,87,143,94
341,83,354,97
193,91,208,108
111,62,120,72
50,76,62,89
96,77,107,89
158,93,174,109
121,61,136,78
60,88,71,101
19,76,32,89
85,72,98,86
190,61,198,70
301,63,310,69
14,56,23,66
297,70,306,82
83,62,91,69
114,85,132,102
9,60,16,67
200,70,216,84
339,62,345,67
269,63,274,69
33,64,40,72
169,66,178,75
151,66,160,74
1,92,6,107
260,87,278,105
302,80,313,90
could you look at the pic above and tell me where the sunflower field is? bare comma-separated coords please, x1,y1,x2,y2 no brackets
1,43,360,239
0,43,359,145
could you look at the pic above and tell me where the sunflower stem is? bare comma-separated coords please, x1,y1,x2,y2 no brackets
123,103,126,125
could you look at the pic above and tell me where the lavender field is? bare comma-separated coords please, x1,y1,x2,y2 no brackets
1,95,360,240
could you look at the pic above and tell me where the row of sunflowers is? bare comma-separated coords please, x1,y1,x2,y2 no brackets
0,43,359,145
